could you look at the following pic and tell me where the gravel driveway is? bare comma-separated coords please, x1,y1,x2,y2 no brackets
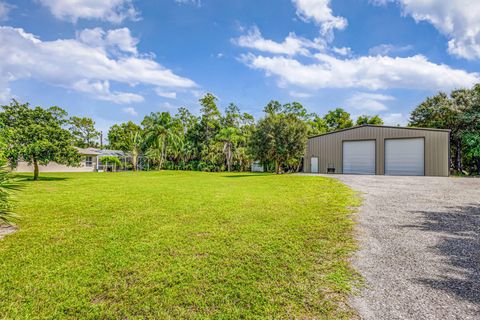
330,175,480,320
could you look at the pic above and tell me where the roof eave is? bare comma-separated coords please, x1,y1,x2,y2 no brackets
308,124,451,140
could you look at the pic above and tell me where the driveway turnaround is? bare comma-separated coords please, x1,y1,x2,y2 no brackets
331,175,480,320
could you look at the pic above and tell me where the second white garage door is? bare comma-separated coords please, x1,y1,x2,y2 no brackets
343,140,376,174
385,138,424,176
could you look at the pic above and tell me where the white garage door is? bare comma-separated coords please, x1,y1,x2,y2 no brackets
343,140,376,174
385,138,424,176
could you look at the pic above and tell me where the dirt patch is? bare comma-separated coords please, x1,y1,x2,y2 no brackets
0,225,17,240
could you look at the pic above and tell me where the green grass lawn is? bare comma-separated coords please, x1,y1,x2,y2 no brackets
0,171,360,319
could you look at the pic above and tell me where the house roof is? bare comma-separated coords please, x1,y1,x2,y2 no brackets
75,147,128,157
75,147,100,155
96,149,127,157
308,124,451,140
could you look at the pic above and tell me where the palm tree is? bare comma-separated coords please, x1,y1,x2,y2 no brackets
167,137,184,169
127,130,143,171
145,141,163,170
143,112,181,170
179,139,195,169
216,127,241,172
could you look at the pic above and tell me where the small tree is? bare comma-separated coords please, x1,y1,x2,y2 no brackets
0,100,80,181
250,109,307,174
108,121,141,150
324,108,354,131
69,116,100,148
107,121,142,171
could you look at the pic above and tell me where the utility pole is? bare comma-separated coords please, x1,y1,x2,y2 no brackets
100,131,103,149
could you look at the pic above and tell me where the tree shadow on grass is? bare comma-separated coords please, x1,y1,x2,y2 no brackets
404,204,480,305
14,174,70,182
222,174,269,178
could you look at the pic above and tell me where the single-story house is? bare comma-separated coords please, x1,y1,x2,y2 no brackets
15,148,129,173
304,125,450,177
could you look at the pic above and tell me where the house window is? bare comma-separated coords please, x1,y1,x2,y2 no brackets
85,156,93,167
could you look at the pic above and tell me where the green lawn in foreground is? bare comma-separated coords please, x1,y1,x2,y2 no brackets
0,171,360,319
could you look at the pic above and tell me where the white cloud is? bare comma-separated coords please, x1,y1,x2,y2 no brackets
382,112,408,126
155,89,177,99
38,0,139,23
289,91,313,98
0,1,12,20
191,90,204,98
104,28,139,55
376,1,480,60
241,53,479,91
233,26,325,56
0,26,196,104
345,92,394,112
369,0,388,5
122,106,138,116
160,102,177,110
332,46,351,56
175,0,202,7
0,86,12,103
368,44,413,56
72,80,144,104
77,27,138,55
234,27,357,58
292,0,347,39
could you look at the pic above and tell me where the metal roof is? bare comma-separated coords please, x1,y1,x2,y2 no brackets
75,147,128,157
308,124,451,140
96,149,127,157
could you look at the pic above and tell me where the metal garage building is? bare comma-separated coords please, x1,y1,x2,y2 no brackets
304,125,450,176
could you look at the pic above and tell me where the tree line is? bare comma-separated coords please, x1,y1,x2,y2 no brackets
104,94,384,173
1,84,479,181
0,95,383,179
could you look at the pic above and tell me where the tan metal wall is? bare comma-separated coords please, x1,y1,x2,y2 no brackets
304,126,450,176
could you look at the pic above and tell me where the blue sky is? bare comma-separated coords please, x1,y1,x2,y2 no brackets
1,0,480,132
